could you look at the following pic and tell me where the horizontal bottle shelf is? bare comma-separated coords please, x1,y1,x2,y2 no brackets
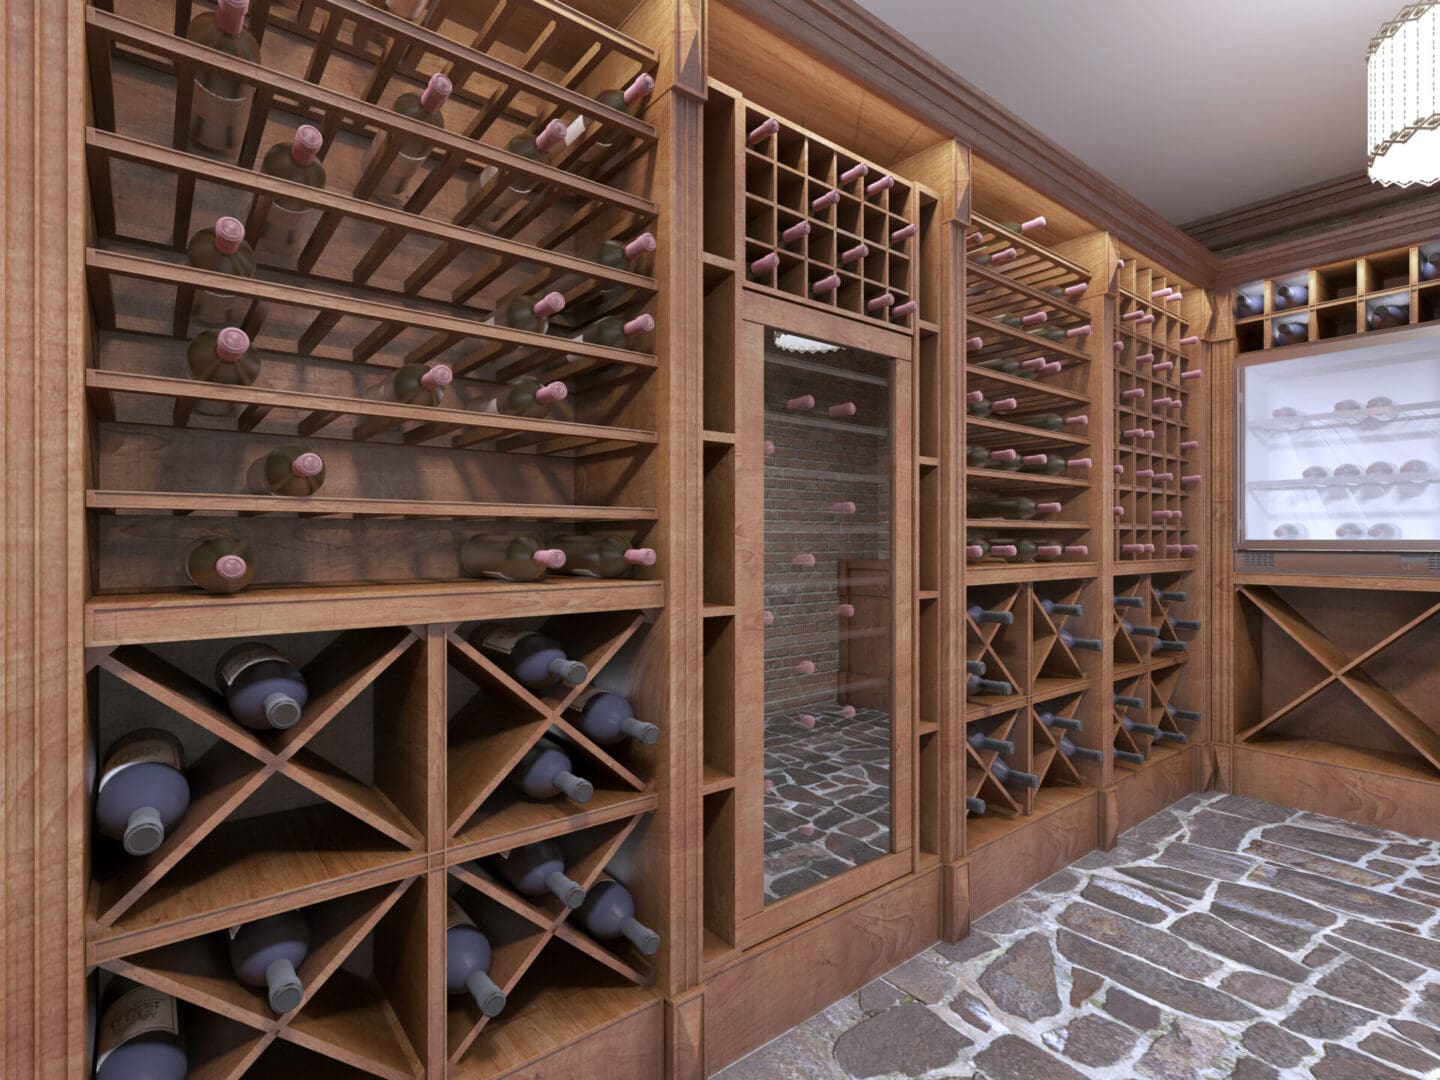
88,489,657,522
1246,399,1440,434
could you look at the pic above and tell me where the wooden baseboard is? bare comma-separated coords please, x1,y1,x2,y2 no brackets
966,790,1099,917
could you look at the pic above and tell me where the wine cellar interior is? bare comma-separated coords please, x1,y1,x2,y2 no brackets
8,0,1440,1076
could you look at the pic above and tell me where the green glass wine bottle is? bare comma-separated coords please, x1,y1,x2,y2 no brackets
248,446,325,497
359,73,452,206
966,494,1062,520
257,125,326,260
473,377,567,418
186,0,261,155
187,217,256,326
188,327,259,415
566,74,656,176
468,121,568,229
187,536,255,594
554,534,657,578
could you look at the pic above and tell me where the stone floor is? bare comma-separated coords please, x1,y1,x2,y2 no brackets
764,705,892,902
718,792,1440,1079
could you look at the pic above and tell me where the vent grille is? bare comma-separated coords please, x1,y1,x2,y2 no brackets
1243,551,1276,568
1431,554,1440,573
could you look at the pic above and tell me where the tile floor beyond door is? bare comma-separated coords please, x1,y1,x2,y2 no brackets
716,792,1440,1080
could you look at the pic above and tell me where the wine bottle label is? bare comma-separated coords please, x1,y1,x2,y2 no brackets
479,626,529,655
95,985,179,1069
446,895,477,930
217,643,285,687
191,80,253,153
98,733,182,792
257,202,316,260
569,685,605,710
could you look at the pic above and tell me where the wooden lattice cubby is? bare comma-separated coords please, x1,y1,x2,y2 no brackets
1110,571,1202,770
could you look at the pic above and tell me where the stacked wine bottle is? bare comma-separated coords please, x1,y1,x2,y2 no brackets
1111,575,1202,769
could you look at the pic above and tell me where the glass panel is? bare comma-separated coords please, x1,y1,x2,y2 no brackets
761,326,893,904
1239,330,1440,544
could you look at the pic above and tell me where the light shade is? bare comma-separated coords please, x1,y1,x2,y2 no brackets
1368,1,1440,186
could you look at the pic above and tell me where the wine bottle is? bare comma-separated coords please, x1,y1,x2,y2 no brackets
468,121,568,228
566,73,656,175
966,394,1018,418
967,604,1013,626
965,659,987,675
965,539,1017,561
256,125,326,259
1166,616,1201,632
968,731,1015,754
1273,523,1309,539
460,535,567,582
967,494,1063,520
472,377,567,418
1058,629,1103,652
1038,599,1083,617
366,361,454,410
228,909,309,1013
95,730,191,856
1058,735,1103,762
1273,284,1308,309
972,246,1017,266
186,0,260,155
543,534,655,579
1422,250,1440,281
1166,705,1202,722
493,840,585,907
1113,595,1144,609
565,687,659,746
94,979,186,1080
446,897,506,1017
1001,215,1046,235
187,536,255,594
1010,411,1087,432
215,643,309,730
1153,640,1188,653
1115,748,1146,765
187,327,259,415
1156,589,1187,603
1335,522,1366,539
187,217,255,326
966,796,987,814
576,877,660,955
1121,718,1161,738
1113,693,1145,710
1019,453,1092,476
991,757,1040,789
247,445,325,497
1120,619,1159,639
1369,304,1408,330
556,233,656,313
1038,710,1081,731
1273,321,1307,346
1034,541,1088,561
507,737,593,803
1369,522,1403,540
360,73,452,205
1234,292,1262,318
472,626,587,689
967,673,1013,697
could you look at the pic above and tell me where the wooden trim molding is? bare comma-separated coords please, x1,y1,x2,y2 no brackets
1183,170,1440,255
717,0,1218,285
2,0,89,1076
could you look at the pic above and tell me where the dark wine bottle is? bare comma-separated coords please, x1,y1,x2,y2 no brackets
360,73,452,205
1037,710,1081,731
94,979,186,1080
1155,590,1187,602
1114,748,1146,765
967,674,1013,697
967,731,1015,755
1273,284,1308,309
1166,705,1202,722
445,897,506,1017
1058,735,1103,762
1121,619,1159,639
1113,595,1145,609
1369,304,1408,330
575,877,659,955
186,0,260,155
1272,321,1307,346
492,840,585,907
228,909,309,1013
967,494,1063,520
1058,629,1103,652
508,738,593,803
1113,693,1145,710
967,604,1013,626
472,626,587,689
215,643,308,731
966,659,987,676
1038,599,1083,617
565,687,660,746
991,757,1040,789
95,730,191,856
966,796,987,814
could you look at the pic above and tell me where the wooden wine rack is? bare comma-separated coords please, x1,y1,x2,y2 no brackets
1233,238,1440,353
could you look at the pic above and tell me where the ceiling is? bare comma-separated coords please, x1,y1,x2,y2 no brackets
852,0,1405,225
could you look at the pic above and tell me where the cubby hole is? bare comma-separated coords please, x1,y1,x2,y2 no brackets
1419,282,1440,325
1314,300,1358,340
1365,250,1412,291
1315,261,1359,302
1234,282,1265,320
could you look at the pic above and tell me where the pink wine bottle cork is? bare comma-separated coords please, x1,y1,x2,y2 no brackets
1151,510,1172,519
624,547,657,565
213,216,246,254
533,292,566,318
1152,360,1174,372
1064,545,1089,555
1152,472,1173,481
1067,457,1093,469
865,175,894,196
840,242,869,264
1180,474,1202,485
839,705,856,719
1037,545,1062,556
1114,464,1125,475
750,251,780,275
966,336,985,350
1136,468,1155,479
217,0,249,35
966,390,985,404
763,440,775,455
796,714,816,729
1138,313,1155,325
748,117,779,144
420,73,453,112
1135,352,1155,364
625,233,657,258
1122,310,1145,322
763,609,775,625
763,778,776,793
292,125,323,166
892,300,918,317
1151,287,1172,299
1036,501,1062,513
1122,543,1148,554
811,273,841,296
216,327,250,360
1064,283,1088,298
992,397,1017,411
1113,340,1126,352
990,247,1018,264
836,603,855,617
1167,292,1182,302
840,162,869,184
989,448,1019,463
1179,335,1200,345
891,223,918,243
781,220,811,244
798,823,817,837
1116,259,1126,269
787,394,815,411
536,381,567,404
1021,310,1049,325
1065,414,1088,426
966,544,985,558
1180,439,1200,449
810,189,840,212
1178,543,1199,553
1123,427,1147,438
1180,369,1202,380
991,544,1017,557
966,230,984,245
1122,388,1146,399
828,402,857,417
1167,399,1183,410
1021,453,1047,465
1113,506,1126,516
532,548,567,568
420,364,453,389
830,501,856,513
534,119,567,152
215,554,249,579
291,451,324,477
795,660,816,676
1164,544,1182,553
1020,357,1047,371
1017,215,1046,233
624,72,656,105
1153,396,1172,407
791,553,816,567
1066,324,1092,338
1041,362,1063,374
624,314,655,336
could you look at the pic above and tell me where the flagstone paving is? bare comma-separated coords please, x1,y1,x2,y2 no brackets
716,792,1440,1079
